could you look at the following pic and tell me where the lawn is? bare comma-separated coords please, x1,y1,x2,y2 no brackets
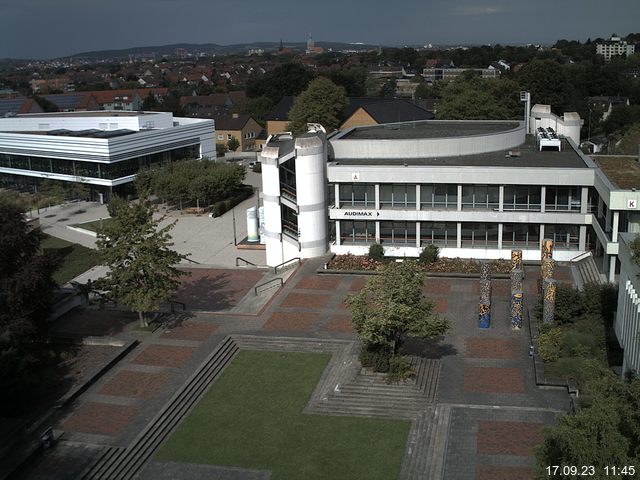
41,235,100,285
157,350,411,480
75,217,112,233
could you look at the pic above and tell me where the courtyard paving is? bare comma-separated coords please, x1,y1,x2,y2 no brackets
16,259,574,480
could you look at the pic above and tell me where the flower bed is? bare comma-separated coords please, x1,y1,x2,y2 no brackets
327,254,511,274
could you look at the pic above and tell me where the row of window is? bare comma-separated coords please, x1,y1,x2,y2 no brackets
337,220,581,250
0,146,199,180
334,183,589,212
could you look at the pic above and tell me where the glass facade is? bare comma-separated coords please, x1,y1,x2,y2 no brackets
462,185,500,210
340,220,375,244
544,224,580,249
420,184,457,209
502,223,540,247
503,186,541,211
380,221,416,244
379,184,416,208
461,222,499,247
0,145,199,181
339,183,375,207
545,186,581,211
421,222,457,246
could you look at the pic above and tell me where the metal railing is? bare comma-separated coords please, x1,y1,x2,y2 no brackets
254,277,283,296
236,257,258,267
273,257,300,274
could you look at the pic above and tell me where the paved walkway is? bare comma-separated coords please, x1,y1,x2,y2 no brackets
17,260,574,480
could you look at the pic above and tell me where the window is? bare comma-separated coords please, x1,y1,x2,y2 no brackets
380,221,416,245
461,223,499,247
503,186,541,211
421,222,456,246
502,223,540,247
462,185,499,210
421,184,457,209
339,183,375,207
340,220,375,244
227,134,232,140
218,134,224,141
379,184,416,208
545,224,579,250
545,187,581,211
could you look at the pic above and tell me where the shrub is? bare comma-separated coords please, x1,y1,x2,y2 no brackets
252,162,262,173
210,187,252,217
537,327,563,362
419,244,439,264
359,344,391,373
386,356,416,384
553,284,585,324
368,243,384,261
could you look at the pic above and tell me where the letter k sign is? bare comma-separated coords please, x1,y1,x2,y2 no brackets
628,199,637,209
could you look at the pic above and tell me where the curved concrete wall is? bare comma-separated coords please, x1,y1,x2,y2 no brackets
330,122,525,159
295,136,328,258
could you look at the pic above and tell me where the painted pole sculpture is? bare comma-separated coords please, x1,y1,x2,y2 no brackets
543,279,557,324
511,290,523,329
541,258,555,283
478,278,491,328
511,249,523,272
480,261,491,282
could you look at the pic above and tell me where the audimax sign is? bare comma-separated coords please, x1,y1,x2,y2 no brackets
341,210,380,217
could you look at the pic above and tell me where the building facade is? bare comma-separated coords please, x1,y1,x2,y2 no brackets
614,233,640,377
596,36,636,62
259,105,640,282
0,111,215,201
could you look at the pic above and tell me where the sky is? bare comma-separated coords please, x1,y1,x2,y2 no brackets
1,0,639,59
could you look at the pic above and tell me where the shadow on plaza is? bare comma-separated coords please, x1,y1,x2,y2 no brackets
173,271,239,311
402,336,458,359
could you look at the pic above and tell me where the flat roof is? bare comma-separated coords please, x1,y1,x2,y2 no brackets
331,136,588,169
593,156,640,189
6,128,138,139
341,120,520,140
15,111,156,118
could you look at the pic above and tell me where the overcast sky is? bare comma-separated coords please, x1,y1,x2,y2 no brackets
1,0,639,59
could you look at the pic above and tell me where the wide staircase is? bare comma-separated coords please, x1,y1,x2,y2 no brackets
311,357,440,419
76,337,240,480
399,405,452,480
573,252,604,286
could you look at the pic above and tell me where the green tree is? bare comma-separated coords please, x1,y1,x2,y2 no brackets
246,63,315,103
288,77,347,134
436,73,522,120
516,59,573,113
216,143,227,158
227,136,240,152
0,198,58,412
241,96,274,126
345,260,450,354
95,197,189,326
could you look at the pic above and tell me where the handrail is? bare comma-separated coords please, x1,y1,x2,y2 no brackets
569,251,592,263
254,277,283,296
168,299,186,313
183,256,201,265
273,257,301,274
236,257,257,267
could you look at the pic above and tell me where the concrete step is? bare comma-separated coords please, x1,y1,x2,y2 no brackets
577,255,602,285
78,336,240,480
311,404,420,419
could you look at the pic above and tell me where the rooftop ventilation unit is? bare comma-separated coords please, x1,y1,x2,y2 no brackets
536,127,561,151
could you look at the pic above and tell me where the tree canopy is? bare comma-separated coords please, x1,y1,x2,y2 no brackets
288,77,348,134
0,197,58,411
246,63,315,103
345,260,450,354
436,73,522,120
95,197,189,326
135,159,246,208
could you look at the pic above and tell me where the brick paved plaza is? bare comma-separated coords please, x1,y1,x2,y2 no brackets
21,260,574,479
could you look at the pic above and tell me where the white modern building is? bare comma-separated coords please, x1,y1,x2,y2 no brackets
614,233,640,377
596,36,636,62
259,105,640,282
0,111,215,200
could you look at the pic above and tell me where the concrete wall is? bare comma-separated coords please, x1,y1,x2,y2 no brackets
330,122,525,159
615,233,640,377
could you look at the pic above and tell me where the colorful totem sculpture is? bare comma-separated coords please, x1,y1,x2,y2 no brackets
543,279,557,324
541,258,555,283
511,249,523,272
480,261,491,281
511,290,523,329
478,278,491,328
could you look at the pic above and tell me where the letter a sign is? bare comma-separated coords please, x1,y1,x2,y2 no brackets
351,172,360,181
628,199,637,209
